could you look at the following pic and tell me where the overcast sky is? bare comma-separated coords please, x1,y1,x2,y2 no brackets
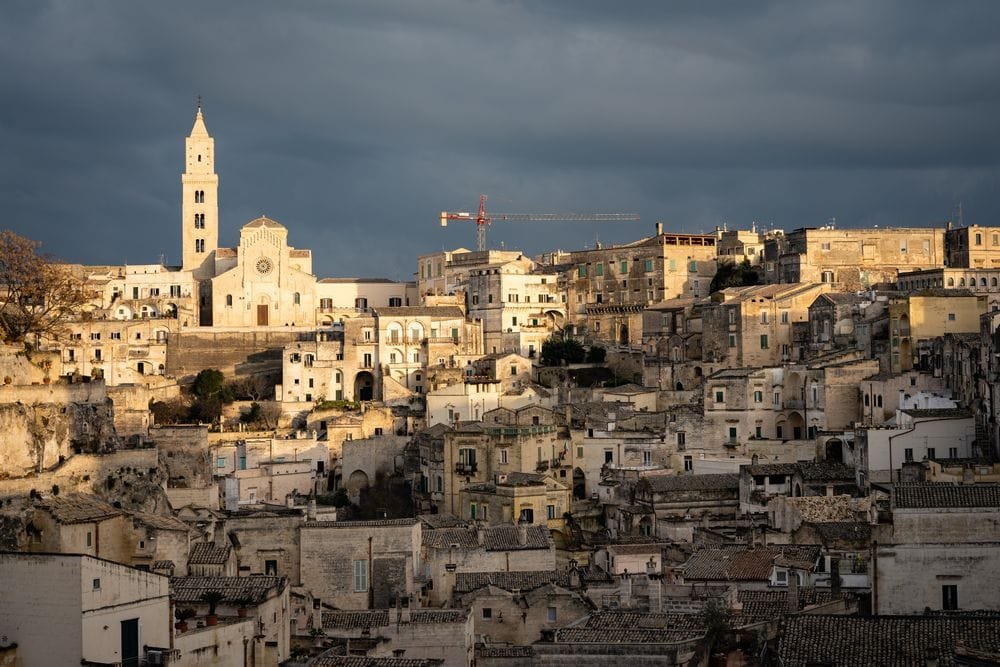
2,1,999,280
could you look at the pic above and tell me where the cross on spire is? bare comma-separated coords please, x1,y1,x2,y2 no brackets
196,94,202,112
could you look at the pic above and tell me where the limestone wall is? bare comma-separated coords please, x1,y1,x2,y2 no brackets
166,329,311,381
0,449,157,498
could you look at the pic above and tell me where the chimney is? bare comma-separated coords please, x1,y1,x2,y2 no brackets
656,222,663,236
621,571,632,608
567,560,581,589
516,522,528,547
399,596,411,623
307,498,317,521
787,572,799,613
476,524,485,546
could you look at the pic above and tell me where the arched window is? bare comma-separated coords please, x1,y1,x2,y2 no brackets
993,278,998,287
948,277,955,286
294,292,301,305
982,277,988,287
959,278,966,286
225,294,233,307
335,371,342,383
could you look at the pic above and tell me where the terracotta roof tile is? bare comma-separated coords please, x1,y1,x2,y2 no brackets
679,545,820,582
895,483,1000,509
36,494,121,524
778,614,1000,666
187,542,231,565
170,575,285,604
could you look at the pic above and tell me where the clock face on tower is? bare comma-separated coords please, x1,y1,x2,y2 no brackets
256,257,274,275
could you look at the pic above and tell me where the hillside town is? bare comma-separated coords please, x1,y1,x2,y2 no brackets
3,108,1000,666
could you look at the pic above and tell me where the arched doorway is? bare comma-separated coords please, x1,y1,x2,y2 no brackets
354,371,374,401
572,467,587,500
619,324,629,346
347,469,370,498
788,411,804,440
825,438,844,462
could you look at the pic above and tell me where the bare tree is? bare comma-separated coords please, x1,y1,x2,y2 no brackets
0,230,88,345
260,401,283,429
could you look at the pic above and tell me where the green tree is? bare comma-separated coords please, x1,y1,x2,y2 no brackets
710,259,759,293
586,345,607,363
541,337,586,366
192,369,226,399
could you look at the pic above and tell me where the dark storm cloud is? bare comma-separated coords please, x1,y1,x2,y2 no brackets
1,1,999,278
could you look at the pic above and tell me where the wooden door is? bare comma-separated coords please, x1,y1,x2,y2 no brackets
257,304,269,326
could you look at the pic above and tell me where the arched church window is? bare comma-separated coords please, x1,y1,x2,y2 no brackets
294,292,301,305
226,295,233,307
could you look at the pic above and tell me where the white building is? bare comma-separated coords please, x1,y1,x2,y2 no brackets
0,552,171,666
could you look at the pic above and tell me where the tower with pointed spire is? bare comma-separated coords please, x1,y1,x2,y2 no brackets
181,103,219,282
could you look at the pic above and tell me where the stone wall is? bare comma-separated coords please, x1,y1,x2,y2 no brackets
0,448,157,498
166,330,311,382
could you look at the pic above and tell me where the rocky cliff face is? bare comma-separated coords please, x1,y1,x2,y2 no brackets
0,399,117,478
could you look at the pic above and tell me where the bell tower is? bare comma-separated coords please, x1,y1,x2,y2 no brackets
181,102,219,280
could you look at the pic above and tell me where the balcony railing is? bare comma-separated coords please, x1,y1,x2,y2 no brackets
455,463,478,474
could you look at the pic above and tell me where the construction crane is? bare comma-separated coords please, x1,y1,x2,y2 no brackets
440,194,640,252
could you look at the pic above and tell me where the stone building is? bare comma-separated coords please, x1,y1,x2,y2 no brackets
24,494,130,563
465,256,566,356
452,570,593,646
875,483,1000,614
441,406,563,517
0,552,172,667
171,574,291,662
765,225,945,289
459,471,571,533
701,283,830,367
422,523,556,606
555,225,718,346
944,223,1000,268
320,608,473,666
676,543,822,591
855,408,976,485
299,518,422,610
805,292,869,356
717,227,766,265
278,306,482,405
634,473,740,539
887,289,986,373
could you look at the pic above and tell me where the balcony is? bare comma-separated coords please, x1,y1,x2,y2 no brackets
782,399,804,410
455,463,478,475
353,338,376,345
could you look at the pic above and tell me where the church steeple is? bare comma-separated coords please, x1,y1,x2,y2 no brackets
181,103,220,285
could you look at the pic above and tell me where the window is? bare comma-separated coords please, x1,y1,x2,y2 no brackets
470,503,477,520
942,585,958,610
620,260,627,273
776,570,788,585
714,389,725,403
547,504,557,519
754,390,763,403
677,432,686,448
774,392,781,406
389,297,402,307
93,578,101,590
225,294,233,307
353,560,368,592
217,457,226,468
927,447,936,460
547,606,558,622
577,446,584,459
595,263,603,276
904,448,914,462
293,292,301,305
87,531,92,547
482,607,493,620
265,560,277,575
642,451,652,466
976,233,983,245
578,264,587,278
948,313,956,321
760,334,769,349
604,450,614,464
683,455,693,471
755,425,763,438
780,311,789,324
728,334,736,348
949,447,958,458
644,258,654,272
728,309,736,324
728,427,738,443
110,331,121,340
760,311,769,324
